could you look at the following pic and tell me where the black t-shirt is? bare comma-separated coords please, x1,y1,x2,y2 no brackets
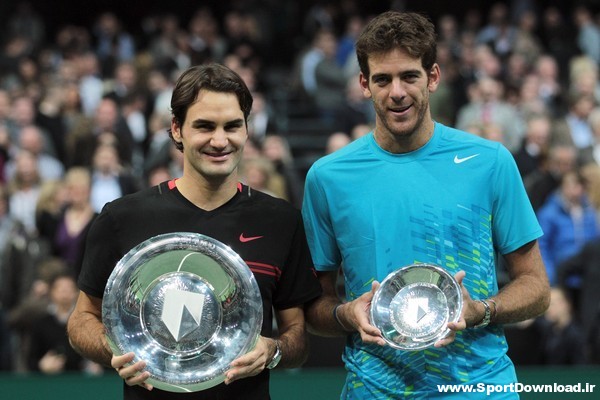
78,181,322,400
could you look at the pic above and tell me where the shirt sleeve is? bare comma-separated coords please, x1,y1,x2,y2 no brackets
301,166,342,271
272,211,322,309
77,207,122,298
491,145,543,255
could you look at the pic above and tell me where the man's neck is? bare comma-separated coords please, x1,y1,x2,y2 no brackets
175,175,239,211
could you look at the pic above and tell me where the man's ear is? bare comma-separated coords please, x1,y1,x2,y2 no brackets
359,72,372,99
428,63,441,93
171,117,182,144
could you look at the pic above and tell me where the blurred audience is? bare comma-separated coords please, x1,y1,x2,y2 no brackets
0,183,30,316
35,179,67,243
538,286,587,365
51,168,97,277
533,55,563,115
537,170,599,286
456,76,525,152
89,143,139,213
67,97,134,168
512,114,552,179
262,135,304,208
3,124,64,182
573,5,600,65
582,107,600,166
239,155,287,200
313,30,348,124
6,150,42,235
92,12,135,76
334,74,376,134
581,163,600,216
325,131,351,154
524,144,577,211
26,272,101,374
6,257,68,372
557,236,600,344
505,318,545,366
551,91,596,155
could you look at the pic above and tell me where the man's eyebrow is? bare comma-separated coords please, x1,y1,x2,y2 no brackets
191,119,214,126
190,118,245,127
226,118,245,125
402,69,424,75
371,72,389,80
371,69,423,80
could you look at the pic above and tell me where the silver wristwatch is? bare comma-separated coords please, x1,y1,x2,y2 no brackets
266,340,282,369
473,299,492,328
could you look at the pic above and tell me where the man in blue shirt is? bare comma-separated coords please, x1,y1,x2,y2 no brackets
302,11,550,399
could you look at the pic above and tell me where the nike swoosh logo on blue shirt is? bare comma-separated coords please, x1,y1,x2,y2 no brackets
454,154,480,164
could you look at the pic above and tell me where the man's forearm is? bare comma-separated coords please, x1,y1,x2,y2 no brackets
306,296,352,337
67,311,113,367
492,273,550,325
491,242,551,325
305,270,354,337
277,322,310,368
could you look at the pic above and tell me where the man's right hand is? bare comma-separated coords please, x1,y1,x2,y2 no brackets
112,352,153,391
339,281,387,346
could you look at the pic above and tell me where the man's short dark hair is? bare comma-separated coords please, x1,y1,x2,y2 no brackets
355,11,437,79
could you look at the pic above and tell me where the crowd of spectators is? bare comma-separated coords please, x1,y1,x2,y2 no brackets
1,0,600,375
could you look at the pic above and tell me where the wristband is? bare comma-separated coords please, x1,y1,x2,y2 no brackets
487,298,498,321
333,304,351,331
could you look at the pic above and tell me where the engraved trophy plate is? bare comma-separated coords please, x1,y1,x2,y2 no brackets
102,232,263,392
370,264,463,350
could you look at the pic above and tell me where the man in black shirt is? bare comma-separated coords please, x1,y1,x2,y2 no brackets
67,63,322,400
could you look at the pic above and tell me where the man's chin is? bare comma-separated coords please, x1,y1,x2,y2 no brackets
201,168,237,180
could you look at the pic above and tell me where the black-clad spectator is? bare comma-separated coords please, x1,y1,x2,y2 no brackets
513,114,551,179
505,318,545,366
27,272,100,374
538,287,587,365
524,144,576,210
557,237,600,340
66,97,134,168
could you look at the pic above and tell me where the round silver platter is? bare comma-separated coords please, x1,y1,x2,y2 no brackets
102,232,263,392
370,263,463,351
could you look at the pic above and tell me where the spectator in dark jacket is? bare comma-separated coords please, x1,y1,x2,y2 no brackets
538,287,587,365
557,237,600,339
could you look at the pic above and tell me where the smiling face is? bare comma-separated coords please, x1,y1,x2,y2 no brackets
171,90,247,184
360,48,440,153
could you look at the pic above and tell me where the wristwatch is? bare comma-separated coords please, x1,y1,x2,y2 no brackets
266,340,282,369
473,299,491,328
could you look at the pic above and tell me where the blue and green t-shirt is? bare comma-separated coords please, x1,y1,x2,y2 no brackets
302,122,542,399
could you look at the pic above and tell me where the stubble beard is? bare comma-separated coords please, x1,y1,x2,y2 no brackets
374,90,432,152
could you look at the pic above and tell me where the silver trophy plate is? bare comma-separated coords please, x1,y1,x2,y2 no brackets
102,232,263,392
370,263,462,350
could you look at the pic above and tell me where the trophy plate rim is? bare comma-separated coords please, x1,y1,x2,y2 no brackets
102,232,263,392
370,263,463,351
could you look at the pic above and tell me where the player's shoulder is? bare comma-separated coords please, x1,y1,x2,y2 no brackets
436,123,509,159
102,183,162,213
438,123,501,149
244,186,300,213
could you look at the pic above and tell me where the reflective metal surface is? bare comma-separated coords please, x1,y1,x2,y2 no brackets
370,263,463,350
102,232,263,392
